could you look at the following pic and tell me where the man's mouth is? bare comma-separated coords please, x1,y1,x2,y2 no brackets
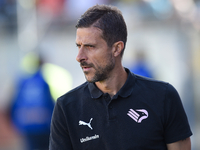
80,62,93,72
82,66,91,72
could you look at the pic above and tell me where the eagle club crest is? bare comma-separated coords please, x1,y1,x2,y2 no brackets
127,109,148,123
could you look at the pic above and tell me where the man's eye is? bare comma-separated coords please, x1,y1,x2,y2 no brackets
87,45,94,48
76,45,81,48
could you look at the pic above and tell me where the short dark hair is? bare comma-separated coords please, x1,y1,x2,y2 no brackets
76,4,127,56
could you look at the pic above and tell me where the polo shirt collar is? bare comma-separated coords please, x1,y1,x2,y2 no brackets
88,82,103,99
88,68,135,99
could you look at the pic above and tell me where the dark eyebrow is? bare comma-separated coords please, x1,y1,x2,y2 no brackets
76,43,95,47
84,44,94,47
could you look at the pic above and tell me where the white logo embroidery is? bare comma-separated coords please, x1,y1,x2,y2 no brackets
127,109,148,123
80,134,99,143
79,118,93,130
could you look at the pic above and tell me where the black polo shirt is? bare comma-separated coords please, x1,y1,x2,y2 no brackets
49,68,192,150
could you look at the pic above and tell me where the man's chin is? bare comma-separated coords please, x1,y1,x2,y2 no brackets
87,80,95,83
85,77,94,83
85,75,97,83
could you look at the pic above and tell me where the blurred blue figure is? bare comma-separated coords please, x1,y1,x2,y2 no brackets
11,52,55,150
130,49,153,78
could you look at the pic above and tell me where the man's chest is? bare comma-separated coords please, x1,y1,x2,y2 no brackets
65,97,167,150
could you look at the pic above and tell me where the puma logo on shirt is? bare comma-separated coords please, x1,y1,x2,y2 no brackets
79,118,93,130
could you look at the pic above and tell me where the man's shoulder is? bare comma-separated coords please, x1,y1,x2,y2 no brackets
133,74,178,96
134,74,167,84
133,74,170,90
57,82,88,104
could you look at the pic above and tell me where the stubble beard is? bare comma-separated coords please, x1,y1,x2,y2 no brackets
82,56,115,83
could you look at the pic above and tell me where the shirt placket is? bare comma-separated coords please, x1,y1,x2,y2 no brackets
103,93,116,121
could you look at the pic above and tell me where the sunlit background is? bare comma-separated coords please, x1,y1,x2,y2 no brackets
0,0,200,149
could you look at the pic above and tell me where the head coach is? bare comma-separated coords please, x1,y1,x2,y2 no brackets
49,4,192,150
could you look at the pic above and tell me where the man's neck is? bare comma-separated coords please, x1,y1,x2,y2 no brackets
95,66,128,98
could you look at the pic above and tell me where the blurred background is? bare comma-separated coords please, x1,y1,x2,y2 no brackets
0,0,199,149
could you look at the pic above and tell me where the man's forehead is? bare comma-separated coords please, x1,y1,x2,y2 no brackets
76,27,103,44
76,27,103,38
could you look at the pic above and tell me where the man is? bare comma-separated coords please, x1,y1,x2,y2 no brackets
49,4,192,150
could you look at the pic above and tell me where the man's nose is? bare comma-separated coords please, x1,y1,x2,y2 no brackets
76,47,87,63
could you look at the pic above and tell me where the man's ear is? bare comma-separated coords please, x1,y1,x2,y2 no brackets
112,41,124,57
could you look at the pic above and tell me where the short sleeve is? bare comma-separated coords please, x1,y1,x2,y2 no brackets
164,83,192,144
49,99,73,150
